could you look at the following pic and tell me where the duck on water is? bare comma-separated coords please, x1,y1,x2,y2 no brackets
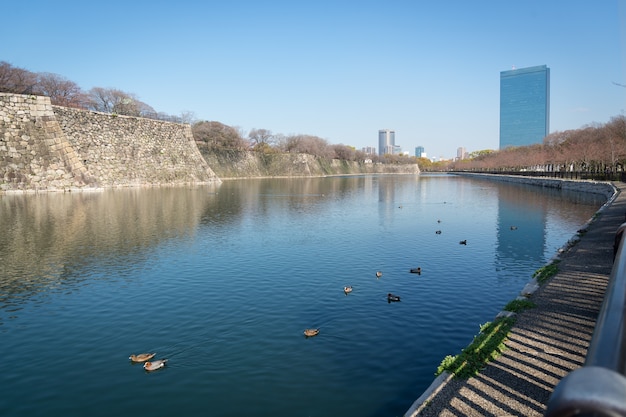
387,293,401,302
304,328,320,337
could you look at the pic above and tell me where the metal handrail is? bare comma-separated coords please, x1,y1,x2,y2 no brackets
545,222,626,416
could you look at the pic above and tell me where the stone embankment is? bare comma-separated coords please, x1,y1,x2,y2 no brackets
199,147,420,178
456,172,615,199
1,92,419,193
0,93,220,192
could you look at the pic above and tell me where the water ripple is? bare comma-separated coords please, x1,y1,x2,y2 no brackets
0,176,605,417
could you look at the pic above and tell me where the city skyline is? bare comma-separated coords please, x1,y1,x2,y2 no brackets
2,1,624,159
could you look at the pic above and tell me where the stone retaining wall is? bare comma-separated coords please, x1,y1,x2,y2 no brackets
454,172,616,199
0,93,93,191
0,93,220,192
199,147,421,178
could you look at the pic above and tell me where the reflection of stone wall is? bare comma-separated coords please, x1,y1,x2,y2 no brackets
0,93,220,192
0,187,219,321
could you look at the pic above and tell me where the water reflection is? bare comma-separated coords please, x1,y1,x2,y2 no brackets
497,184,548,269
499,182,606,265
1,177,603,325
0,176,607,417
494,181,605,280
0,186,220,322
0,177,395,322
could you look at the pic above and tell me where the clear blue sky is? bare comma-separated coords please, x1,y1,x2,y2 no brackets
3,1,625,159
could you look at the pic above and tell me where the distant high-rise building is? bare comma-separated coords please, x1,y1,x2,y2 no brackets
500,65,550,149
457,147,467,160
415,146,425,158
378,129,395,156
362,146,377,155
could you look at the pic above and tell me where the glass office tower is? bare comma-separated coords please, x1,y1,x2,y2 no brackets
378,129,395,156
499,65,550,149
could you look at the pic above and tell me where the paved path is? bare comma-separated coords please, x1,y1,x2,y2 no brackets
407,182,626,417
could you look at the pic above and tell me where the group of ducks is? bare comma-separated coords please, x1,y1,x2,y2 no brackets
435,220,469,245
373,271,403,302
129,352,168,371
375,271,403,301
303,219,480,339
376,271,402,302
303,270,404,338
303,221,518,339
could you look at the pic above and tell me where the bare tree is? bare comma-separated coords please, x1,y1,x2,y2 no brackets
155,112,174,121
283,135,302,153
180,111,197,125
88,87,143,116
193,121,247,150
136,101,158,118
248,128,274,147
88,87,115,112
283,134,334,158
110,90,140,116
0,61,38,94
606,115,626,168
332,144,356,161
35,72,89,108
273,133,288,150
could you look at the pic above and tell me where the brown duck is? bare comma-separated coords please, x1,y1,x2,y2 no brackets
129,353,156,363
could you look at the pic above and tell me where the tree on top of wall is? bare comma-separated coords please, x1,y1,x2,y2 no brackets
0,61,38,95
192,121,247,150
36,72,90,108
87,87,158,118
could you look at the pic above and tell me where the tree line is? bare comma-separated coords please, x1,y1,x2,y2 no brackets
192,121,419,164
445,115,626,173
1,61,421,164
0,61,192,123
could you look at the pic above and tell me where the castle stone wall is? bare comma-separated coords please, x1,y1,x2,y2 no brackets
0,93,220,193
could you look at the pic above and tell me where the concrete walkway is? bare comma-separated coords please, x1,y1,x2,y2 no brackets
406,182,626,417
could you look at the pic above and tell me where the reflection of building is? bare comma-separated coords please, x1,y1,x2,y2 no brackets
500,65,550,149
378,129,396,155
415,146,425,158
496,184,546,271
377,175,400,225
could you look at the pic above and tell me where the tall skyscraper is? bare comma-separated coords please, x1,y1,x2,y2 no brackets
499,65,550,149
415,146,425,158
378,129,396,156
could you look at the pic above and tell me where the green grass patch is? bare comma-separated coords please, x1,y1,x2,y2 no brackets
434,261,559,380
435,316,515,379
504,298,536,313
533,261,560,284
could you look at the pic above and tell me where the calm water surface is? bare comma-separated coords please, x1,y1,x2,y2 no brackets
0,174,606,417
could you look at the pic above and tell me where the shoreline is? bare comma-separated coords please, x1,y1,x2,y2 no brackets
404,176,621,416
449,172,615,198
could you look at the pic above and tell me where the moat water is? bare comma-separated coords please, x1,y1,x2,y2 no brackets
0,174,607,417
